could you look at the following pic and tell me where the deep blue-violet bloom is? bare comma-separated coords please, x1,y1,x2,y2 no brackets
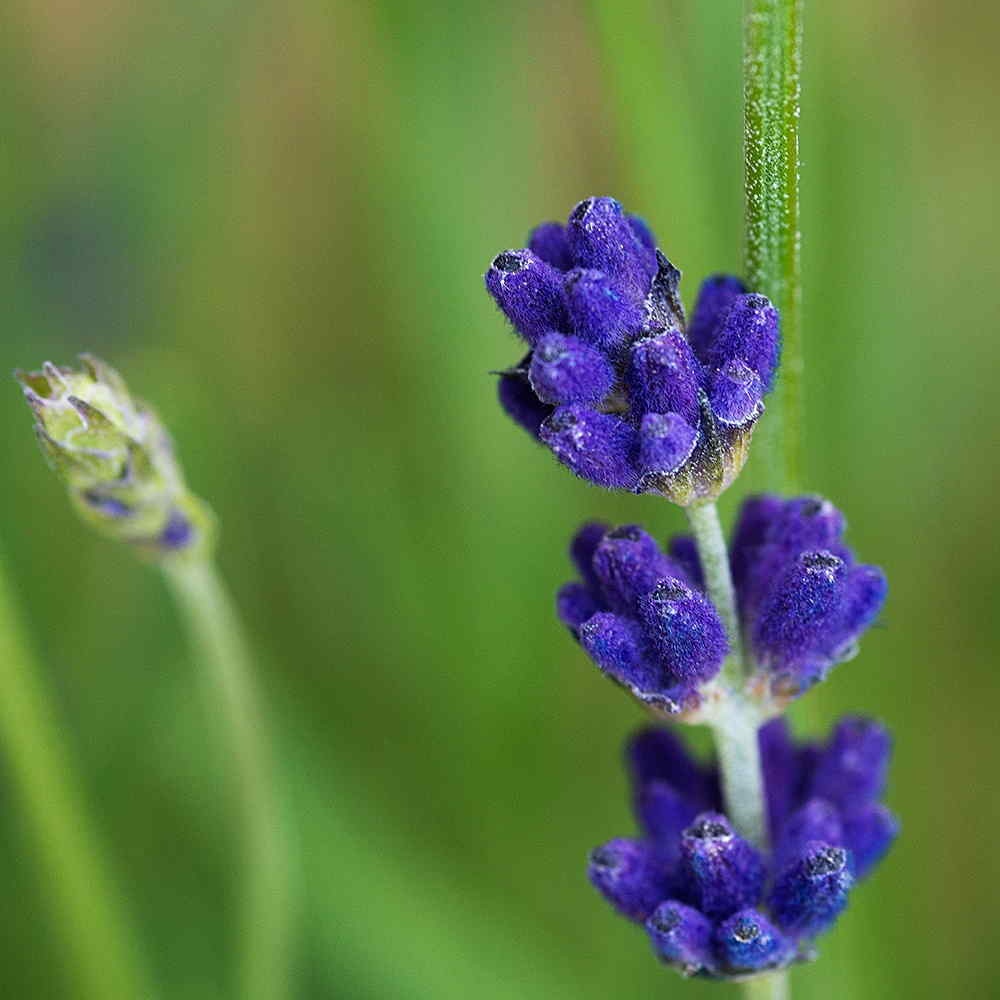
558,494,886,711
588,718,898,979
484,197,779,505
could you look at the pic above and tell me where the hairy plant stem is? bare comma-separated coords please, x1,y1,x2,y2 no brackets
164,558,289,1000
685,502,767,846
743,971,791,1000
744,0,804,492
0,551,149,999
685,503,744,683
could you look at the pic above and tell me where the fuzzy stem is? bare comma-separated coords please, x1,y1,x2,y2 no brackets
709,699,767,849
743,971,791,1000
164,558,290,1000
686,502,745,681
744,0,804,491
685,502,767,845
0,552,149,999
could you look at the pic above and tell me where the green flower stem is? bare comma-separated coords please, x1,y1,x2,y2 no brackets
743,971,791,1000
0,551,149,999
744,0,804,491
686,503,745,682
708,698,767,851
685,502,767,848
164,558,289,1000
685,502,786,997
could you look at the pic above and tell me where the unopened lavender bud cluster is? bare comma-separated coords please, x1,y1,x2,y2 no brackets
589,719,897,978
15,356,214,559
559,495,885,713
484,197,779,505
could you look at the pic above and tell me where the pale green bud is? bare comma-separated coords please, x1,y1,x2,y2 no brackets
15,355,215,560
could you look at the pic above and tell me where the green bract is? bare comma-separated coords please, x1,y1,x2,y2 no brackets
15,355,214,560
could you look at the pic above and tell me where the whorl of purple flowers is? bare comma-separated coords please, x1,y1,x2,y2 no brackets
484,197,779,504
557,495,887,713
588,719,898,979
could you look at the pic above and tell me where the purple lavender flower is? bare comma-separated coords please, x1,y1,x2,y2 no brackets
560,495,886,708
557,524,728,714
484,197,779,505
587,717,897,980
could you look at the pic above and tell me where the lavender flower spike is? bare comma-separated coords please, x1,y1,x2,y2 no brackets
588,717,897,980
484,196,780,504
15,356,214,559
561,523,727,715
558,494,885,713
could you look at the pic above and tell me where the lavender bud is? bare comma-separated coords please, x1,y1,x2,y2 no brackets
769,842,853,938
715,909,793,974
645,901,715,976
484,249,570,344
539,406,639,489
637,580,728,685
563,268,645,355
708,358,764,426
496,365,552,438
627,214,657,251
579,613,687,712
637,413,699,477
588,838,667,922
821,564,888,661
566,196,656,298
729,494,786,597
528,332,616,405
687,274,747,365
569,521,609,594
842,804,899,878
626,331,702,426
759,718,811,840
707,293,781,391
579,612,654,692
753,550,847,677
591,525,685,613
627,727,712,807
15,355,214,560
809,717,892,811
527,221,572,270
679,813,766,920
556,582,598,629
774,799,844,871
636,780,699,848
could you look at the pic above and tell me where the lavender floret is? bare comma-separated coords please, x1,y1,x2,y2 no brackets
559,495,886,710
483,196,780,504
562,524,727,713
686,274,747,364
679,813,766,920
539,407,639,490
528,332,616,406
587,716,896,980
588,838,667,923
768,843,853,938
646,901,715,976
715,910,793,974
485,249,570,344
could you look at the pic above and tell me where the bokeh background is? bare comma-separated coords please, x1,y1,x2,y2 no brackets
2,1,998,997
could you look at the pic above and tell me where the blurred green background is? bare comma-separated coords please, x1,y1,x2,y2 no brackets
1,0,997,996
